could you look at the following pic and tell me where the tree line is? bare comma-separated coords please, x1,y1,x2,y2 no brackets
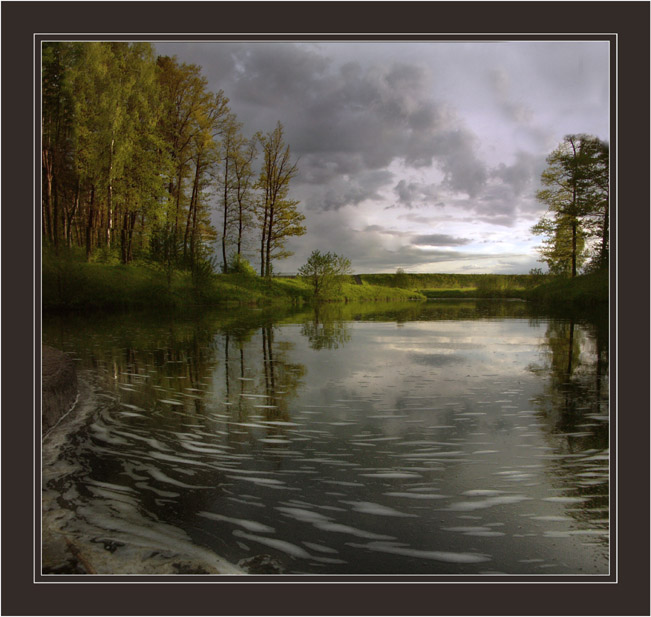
533,134,609,277
42,42,305,277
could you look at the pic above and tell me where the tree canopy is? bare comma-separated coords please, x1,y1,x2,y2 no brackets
42,42,304,279
297,250,352,301
532,134,609,276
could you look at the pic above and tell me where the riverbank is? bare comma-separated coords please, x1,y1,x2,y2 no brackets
42,259,424,311
521,270,609,307
42,257,608,311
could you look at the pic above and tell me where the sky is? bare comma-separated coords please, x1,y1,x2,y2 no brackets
154,40,610,274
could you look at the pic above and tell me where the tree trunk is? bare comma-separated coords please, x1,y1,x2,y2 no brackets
64,179,80,247
184,158,201,265
121,212,129,264
127,211,137,263
52,175,59,248
85,185,95,261
106,138,115,249
42,149,54,243
237,198,243,257
173,165,184,252
260,206,268,277
222,156,229,273
571,219,577,278
265,206,274,277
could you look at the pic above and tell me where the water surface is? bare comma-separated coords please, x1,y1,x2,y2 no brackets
42,300,609,575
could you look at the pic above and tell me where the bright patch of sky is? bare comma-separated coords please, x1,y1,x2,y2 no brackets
155,40,610,274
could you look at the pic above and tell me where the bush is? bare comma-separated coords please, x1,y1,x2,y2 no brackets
229,254,257,277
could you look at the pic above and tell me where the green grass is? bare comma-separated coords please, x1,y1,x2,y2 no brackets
359,272,539,291
419,287,527,299
42,253,607,312
42,258,423,311
522,270,608,307
340,281,425,302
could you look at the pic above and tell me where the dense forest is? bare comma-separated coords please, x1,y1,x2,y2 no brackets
42,41,304,277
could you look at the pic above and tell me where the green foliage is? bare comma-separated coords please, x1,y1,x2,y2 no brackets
523,270,608,307
257,123,305,277
360,272,540,296
339,282,424,302
298,250,353,301
393,267,410,288
42,43,312,296
533,134,609,276
42,255,436,312
229,254,257,277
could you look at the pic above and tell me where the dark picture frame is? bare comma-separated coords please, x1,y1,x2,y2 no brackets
2,2,649,615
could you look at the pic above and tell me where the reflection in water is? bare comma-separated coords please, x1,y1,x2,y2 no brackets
300,304,352,350
527,313,609,543
42,301,609,575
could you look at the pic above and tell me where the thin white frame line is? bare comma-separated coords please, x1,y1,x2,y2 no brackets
34,32,616,584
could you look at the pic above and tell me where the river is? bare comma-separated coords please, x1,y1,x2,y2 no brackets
41,299,609,576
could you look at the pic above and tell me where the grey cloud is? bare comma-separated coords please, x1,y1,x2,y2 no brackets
227,45,486,186
298,153,367,185
394,179,442,208
362,225,411,238
305,169,394,211
434,130,487,197
159,42,492,210
491,151,546,196
230,44,331,107
412,234,471,247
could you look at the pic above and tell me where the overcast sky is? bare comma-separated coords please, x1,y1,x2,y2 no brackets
155,40,609,274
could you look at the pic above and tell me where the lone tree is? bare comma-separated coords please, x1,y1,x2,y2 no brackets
298,250,352,301
532,134,609,276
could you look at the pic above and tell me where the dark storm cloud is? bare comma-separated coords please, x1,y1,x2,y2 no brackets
153,41,608,273
230,44,331,107
203,44,490,202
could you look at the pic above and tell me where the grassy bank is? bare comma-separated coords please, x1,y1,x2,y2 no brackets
360,272,538,299
521,270,609,307
42,255,607,311
42,258,424,311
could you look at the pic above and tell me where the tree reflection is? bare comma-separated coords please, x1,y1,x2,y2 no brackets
300,304,351,350
528,311,609,542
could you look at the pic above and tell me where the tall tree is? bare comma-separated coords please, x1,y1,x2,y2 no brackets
42,42,77,248
115,43,169,263
533,134,609,276
156,56,216,270
232,135,259,261
256,122,305,277
216,113,243,273
70,42,163,259
183,89,229,271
